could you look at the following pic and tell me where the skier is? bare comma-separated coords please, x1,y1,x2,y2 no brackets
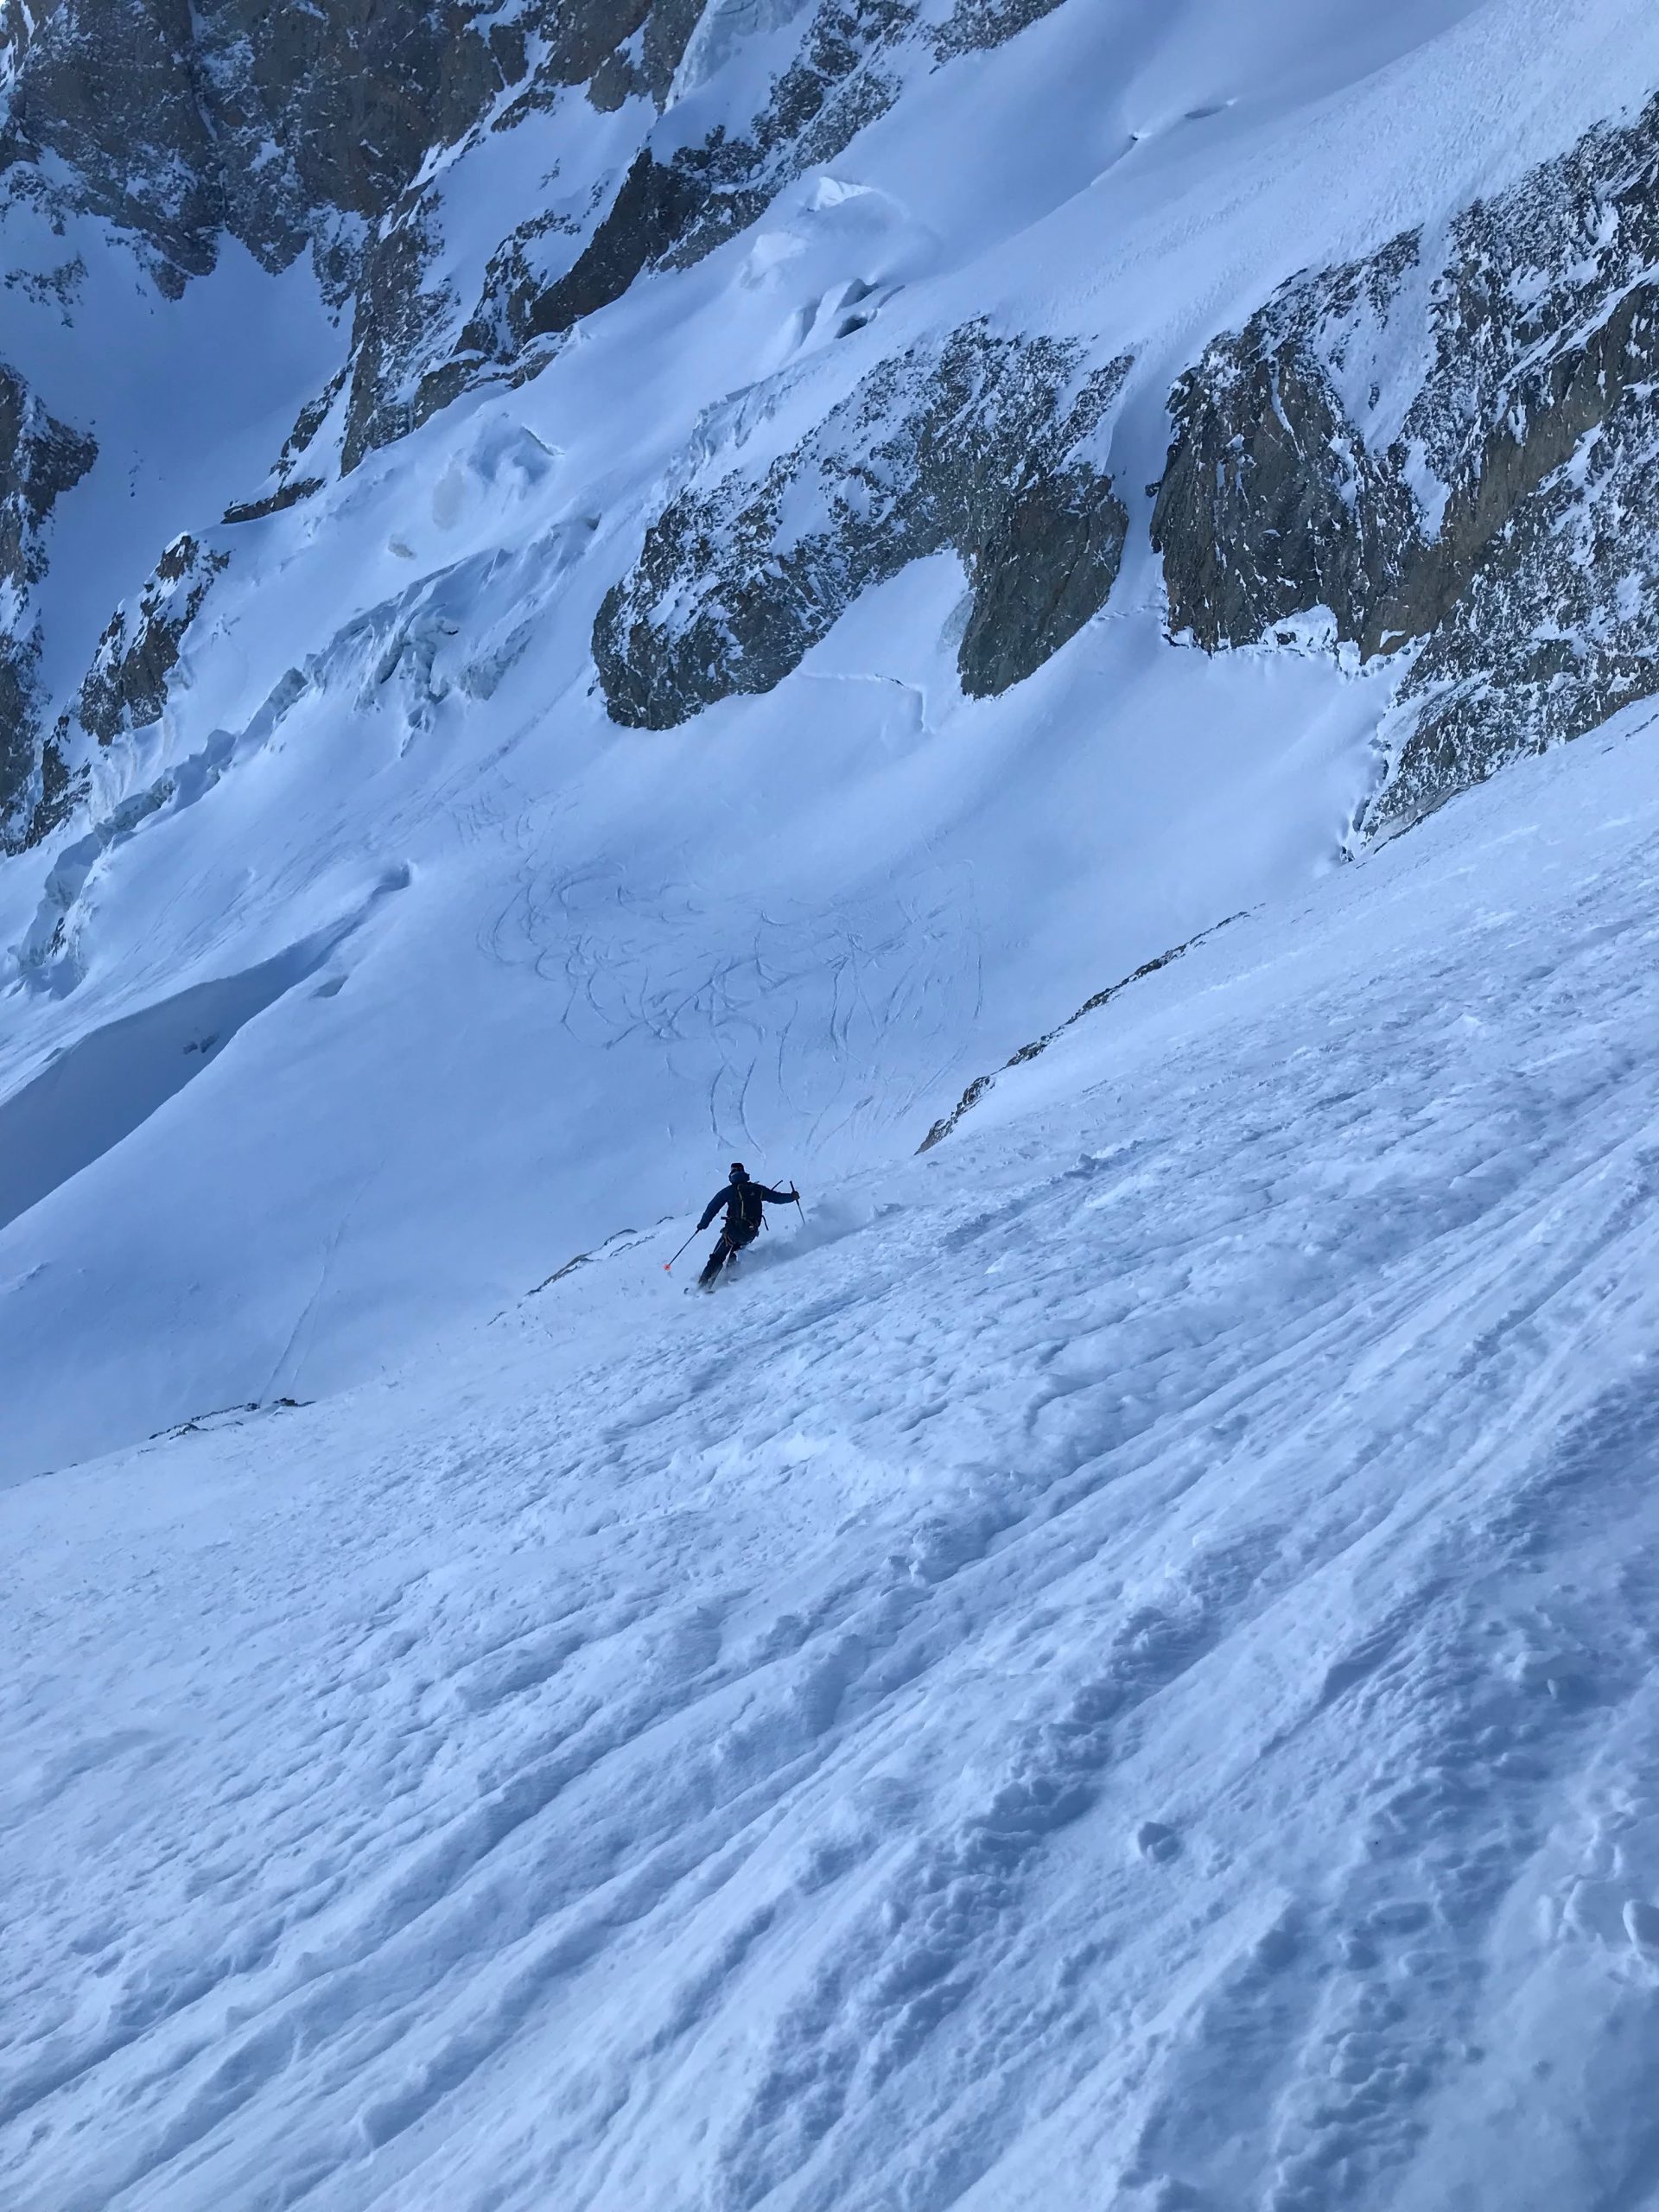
696,1162,798,1289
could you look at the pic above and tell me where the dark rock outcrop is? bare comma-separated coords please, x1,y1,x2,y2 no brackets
596,321,1130,726
934,0,1068,61
1,0,941,832
0,0,525,295
1,363,96,849
1154,92,1659,830
1154,238,1424,658
918,913,1242,1151
19,0,1659,862
71,533,230,748
344,0,920,467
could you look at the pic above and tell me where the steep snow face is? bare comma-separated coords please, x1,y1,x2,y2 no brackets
7,0,1659,1473
6,705,1659,2211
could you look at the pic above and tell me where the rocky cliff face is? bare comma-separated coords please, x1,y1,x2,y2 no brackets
0,0,932,474
6,0,1659,866
5,0,1109,846
593,72,1659,797
1,0,518,293
0,364,95,850
70,532,230,751
0,0,696,844
1154,91,1659,831
595,324,1130,725
394,0,917,454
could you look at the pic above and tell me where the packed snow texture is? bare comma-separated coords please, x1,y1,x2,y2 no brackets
7,708,1659,2210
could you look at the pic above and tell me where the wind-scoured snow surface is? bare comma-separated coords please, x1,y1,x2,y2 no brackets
8,709,1659,2211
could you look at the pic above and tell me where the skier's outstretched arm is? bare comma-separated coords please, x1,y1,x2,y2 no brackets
754,1182,798,1205
696,1185,734,1232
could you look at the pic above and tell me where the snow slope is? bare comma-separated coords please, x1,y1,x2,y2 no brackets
10,0,1659,1472
8,705,1659,2211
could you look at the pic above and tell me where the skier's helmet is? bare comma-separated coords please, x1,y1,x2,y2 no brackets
730,1162,747,1180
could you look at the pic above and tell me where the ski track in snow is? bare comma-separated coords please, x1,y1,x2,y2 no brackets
6,721,1659,2210
480,833,982,1154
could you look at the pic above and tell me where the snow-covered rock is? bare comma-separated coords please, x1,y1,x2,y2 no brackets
0,360,95,844
1156,87,1659,830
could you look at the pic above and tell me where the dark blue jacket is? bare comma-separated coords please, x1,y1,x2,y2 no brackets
698,1175,794,1235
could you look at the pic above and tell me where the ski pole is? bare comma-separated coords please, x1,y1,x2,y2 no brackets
794,1187,805,1230
663,1229,698,1274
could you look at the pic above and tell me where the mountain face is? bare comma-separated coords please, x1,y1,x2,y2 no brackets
10,0,1659,854
7,0,1659,858
1155,90,1659,835
594,323,1132,723
3,0,1659,1476
12,12,1659,2204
